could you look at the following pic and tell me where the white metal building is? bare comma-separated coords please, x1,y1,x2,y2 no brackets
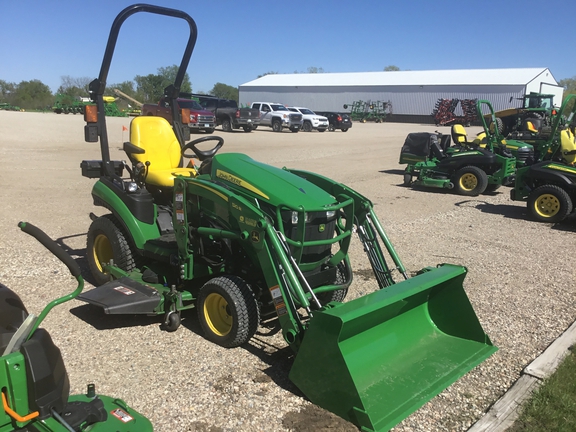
239,68,563,123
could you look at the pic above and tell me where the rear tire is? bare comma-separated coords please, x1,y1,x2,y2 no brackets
86,215,136,286
197,276,260,348
453,166,488,196
272,120,282,132
527,185,572,223
221,119,232,132
242,126,252,132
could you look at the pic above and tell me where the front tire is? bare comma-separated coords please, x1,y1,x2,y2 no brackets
527,185,573,223
302,121,312,132
86,215,136,286
341,128,349,132
453,166,488,196
242,126,252,132
197,276,260,348
328,124,335,132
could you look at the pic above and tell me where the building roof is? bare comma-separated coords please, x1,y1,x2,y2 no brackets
240,68,556,87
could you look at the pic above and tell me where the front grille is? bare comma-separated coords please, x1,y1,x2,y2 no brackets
198,115,214,123
289,114,302,122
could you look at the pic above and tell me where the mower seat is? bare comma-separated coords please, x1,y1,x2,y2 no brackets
127,116,197,188
560,128,576,165
451,124,477,148
521,118,542,134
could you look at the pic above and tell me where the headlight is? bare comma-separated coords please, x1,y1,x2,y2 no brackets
326,210,336,219
126,182,138,193
291,211,311,224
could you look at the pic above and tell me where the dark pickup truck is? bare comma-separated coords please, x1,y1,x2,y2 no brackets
141,97,216,133
191,94,260,132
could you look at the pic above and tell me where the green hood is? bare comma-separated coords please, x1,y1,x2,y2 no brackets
210,153,336,209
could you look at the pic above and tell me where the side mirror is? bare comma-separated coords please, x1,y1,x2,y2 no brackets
343,104,348,109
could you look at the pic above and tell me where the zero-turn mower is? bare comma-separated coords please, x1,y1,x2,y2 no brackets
400,100,534,195
77,5,497,431
0,222,152,432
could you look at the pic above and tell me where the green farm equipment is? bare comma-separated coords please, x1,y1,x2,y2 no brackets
53,94,126,117
77,5,497,431
488,92,557,137
0,222,152,432
344,100,387,123
510,93,576,222
400,100,534,195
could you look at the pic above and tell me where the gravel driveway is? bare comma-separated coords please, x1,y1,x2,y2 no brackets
0,111,574,431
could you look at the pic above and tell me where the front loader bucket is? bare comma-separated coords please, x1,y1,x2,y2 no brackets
289,264,496,432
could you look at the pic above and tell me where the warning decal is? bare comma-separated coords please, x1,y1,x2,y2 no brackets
113,286,135,296
111,408,134,423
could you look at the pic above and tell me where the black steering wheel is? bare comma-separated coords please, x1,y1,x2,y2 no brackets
182,136,224,161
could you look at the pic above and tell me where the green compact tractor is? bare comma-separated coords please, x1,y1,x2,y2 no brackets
0,222,152,432
511,93,576,223
78,5,497,431
488,92,557,137
400,100,534,196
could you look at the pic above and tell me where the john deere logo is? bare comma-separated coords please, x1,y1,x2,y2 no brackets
251,231,260,243
318,224,325,233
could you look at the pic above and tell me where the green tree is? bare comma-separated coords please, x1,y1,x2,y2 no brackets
384,65,400,71
134,65,192,103
307,66,324,73
0,79,17,103
257,71,278,78
12,79,53,110
210,82,238,101
559,76,576,95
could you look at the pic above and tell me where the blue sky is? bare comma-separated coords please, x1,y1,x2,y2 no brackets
1,0,575,94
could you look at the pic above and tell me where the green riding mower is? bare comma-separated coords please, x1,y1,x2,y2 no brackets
0,222,152,432
400,100,534,196
77,5,497,431
511,93,576,223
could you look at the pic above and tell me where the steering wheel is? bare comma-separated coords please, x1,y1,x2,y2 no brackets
181,136,224,161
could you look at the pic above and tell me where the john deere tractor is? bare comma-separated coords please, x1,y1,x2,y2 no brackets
400,100,533,196
77,5,497,431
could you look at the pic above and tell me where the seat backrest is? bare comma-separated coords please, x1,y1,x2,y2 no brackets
560,128,576,164
522,118,542,133
451,124,468,145
129,116,182,171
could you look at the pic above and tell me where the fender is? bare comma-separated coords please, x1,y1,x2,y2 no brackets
91,179,160,249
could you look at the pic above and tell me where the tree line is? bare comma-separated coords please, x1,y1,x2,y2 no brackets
2,66,576,112
0,65,239,111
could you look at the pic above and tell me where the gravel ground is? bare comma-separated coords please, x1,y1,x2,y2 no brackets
0,111,574,432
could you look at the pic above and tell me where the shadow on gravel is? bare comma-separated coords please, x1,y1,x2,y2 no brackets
456,199,528,220
379,168,405,176
282,405,358,432
69,304,161,330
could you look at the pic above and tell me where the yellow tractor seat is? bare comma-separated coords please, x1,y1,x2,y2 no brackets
451,124,469,146
560,128,576,165
127,116,197,187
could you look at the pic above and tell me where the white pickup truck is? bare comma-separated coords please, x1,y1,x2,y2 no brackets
250,102,303,132
287,107,329,132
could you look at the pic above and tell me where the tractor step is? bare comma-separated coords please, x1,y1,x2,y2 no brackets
78,277,161,314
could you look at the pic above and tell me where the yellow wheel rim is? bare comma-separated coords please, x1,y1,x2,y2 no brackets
459,173,478,191
92,234,113,273
534,193,560,218
204,293,232,336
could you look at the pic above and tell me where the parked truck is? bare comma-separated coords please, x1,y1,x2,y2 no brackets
142,97,215,133
250,101,303,132
190,94,260,132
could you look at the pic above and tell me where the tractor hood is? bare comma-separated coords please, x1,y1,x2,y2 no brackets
209,153,337,209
